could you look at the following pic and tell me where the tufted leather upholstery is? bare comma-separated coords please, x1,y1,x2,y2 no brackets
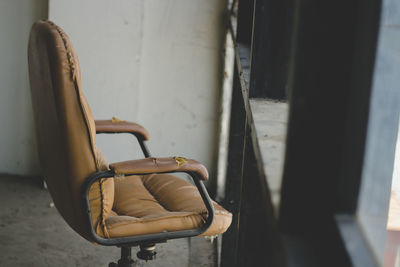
28,20,231,242
106,174,232,238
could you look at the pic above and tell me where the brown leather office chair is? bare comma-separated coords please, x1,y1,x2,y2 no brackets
28,20,232,267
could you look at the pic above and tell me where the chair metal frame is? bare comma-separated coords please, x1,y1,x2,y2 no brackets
81,133,215,266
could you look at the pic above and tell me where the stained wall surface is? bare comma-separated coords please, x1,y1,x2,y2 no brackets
0,0,48,175
0,0,227,181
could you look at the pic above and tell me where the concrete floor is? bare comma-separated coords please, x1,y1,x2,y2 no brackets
0,175,217,267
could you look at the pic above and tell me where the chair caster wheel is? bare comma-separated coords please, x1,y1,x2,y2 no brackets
109,262,118,267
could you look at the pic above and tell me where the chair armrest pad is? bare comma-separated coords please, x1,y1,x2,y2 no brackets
109,157,209,180
95,119,149,140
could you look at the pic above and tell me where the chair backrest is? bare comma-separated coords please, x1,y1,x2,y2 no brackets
28,20,114,240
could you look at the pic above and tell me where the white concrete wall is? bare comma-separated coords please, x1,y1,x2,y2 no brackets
48,0,227,178
49,0,146,164
0,0,47,175
137,1,226,180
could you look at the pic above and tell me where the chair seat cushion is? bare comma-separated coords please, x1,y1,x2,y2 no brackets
104,174,232,238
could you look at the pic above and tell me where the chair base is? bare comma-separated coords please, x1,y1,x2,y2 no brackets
109,245,157,267
109,260,136,267
137,244,157,261
109,247,137,267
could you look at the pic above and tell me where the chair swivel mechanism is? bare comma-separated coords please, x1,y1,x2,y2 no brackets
28,20,232,267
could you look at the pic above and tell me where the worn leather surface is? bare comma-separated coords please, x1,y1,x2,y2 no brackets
89,149,114,238
28,20,114,240
110,157,209,181
107,174,232,237
28,20,231,242
95,120,149,141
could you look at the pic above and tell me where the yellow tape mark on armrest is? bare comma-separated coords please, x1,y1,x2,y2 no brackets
112,116,125,123
174,157,187,167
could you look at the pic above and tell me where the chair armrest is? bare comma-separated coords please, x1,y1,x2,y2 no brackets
109,157,209,181
95,118,149,141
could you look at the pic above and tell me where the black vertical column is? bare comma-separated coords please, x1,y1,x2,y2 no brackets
221,1,255,266
249,0,294,99
220,67,247,267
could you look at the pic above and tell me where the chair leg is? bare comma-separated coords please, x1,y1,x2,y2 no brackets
109,247,137,267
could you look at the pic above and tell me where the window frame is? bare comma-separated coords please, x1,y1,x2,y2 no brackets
220,0,390,266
